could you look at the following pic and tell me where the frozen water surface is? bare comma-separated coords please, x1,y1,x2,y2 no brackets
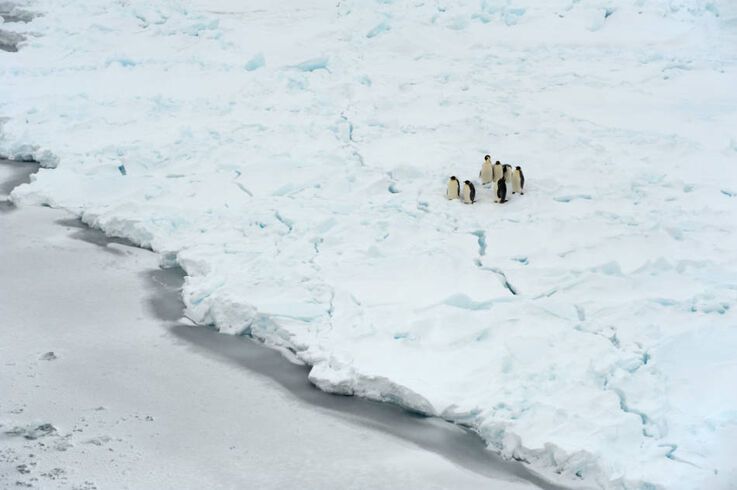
2,1,737,488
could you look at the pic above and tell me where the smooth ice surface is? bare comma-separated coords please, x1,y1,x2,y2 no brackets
0,166,548,489
2,1,737,488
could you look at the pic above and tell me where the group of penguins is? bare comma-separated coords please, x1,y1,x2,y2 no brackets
447,155,525,204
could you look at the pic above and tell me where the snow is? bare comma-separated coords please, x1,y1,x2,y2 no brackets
2,0,737,488
0,172,543,489
245,52,266,72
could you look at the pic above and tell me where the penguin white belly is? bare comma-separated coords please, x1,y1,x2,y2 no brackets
447,181,459,199
462,185,472,203
480,163,493,184
492,166,502,182
512,172,522,193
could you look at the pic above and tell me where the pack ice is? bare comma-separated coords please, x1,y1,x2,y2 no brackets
2,0,736,488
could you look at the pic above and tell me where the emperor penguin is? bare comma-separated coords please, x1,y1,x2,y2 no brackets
512,166,525,194
496,176,508,203
502,164,513,185
479,155,493,185
447,176,460,199
462,180,476,204
492,161,503,183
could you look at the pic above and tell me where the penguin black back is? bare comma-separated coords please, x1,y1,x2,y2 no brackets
496,178,507,203
464,180,476,203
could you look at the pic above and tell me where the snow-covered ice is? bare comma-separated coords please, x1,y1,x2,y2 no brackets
2,0,737,488
0,161,547,489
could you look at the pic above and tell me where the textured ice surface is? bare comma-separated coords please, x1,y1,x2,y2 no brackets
2,1,737,488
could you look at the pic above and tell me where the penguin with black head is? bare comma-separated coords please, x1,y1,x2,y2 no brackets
447,176,460,199
492,160,503,183
502,164,513,185
462,180,476,204
480,155,493,185
512,166,525,194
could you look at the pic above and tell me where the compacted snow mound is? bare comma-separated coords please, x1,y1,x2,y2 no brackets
2,1,737,488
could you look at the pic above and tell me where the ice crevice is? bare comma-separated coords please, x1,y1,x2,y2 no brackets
574,304,586,321
469,230,518,295
311,236,323,256
339,112,355,143
658,444,701,468
234,181,253,197
471,229,487,256
274,211,294,233
608,386,652,437
477,262,518,296
486,266,518,296
337,107,367,172
327,287,335,320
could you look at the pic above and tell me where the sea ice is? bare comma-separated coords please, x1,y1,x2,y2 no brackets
2,0,736,488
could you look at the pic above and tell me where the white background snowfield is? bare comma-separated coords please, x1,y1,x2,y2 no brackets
2,0,736,488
